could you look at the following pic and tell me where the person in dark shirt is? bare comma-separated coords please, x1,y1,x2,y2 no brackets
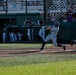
67,13,72,22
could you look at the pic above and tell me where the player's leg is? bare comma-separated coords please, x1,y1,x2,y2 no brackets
42,28,45,40
2,32,6,42
27,28,31,41
40,41,46,50
14,34,17,41
40,33,52,50
51,37,66,50
18,33,21,41
12,33,15,41
58,44,66,50
39,29,43,40
9,33,12,41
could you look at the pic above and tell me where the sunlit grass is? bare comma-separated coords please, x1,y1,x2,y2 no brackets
0,54,76,67
0,55,76,75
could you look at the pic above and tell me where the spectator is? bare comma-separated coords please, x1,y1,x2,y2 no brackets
65,8,73,22
66,8,73,16
62,14,67,22
67,13,72,22
50,14,56,22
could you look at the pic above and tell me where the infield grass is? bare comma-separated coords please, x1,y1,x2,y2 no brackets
0,44,76,75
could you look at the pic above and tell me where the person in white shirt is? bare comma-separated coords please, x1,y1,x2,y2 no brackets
40,22,66,51
2,28,6,42
39,20,45,41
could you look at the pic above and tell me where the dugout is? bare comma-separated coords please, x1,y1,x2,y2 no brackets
0,13,41,43
0,13,40,26
0,13,76,43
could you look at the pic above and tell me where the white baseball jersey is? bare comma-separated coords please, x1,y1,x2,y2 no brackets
44,25,59,46
51,25,59,37
39,26,45,40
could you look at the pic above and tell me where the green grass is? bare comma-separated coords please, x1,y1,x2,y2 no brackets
1,61,76,75
0,44,76,75
0,44,51,49
0,54,76,75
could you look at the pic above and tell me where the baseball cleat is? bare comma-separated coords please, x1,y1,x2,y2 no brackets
63,46,66,50
71,40,74,46
40,47,44,51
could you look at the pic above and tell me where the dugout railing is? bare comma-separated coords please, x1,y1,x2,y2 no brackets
5,25,50,43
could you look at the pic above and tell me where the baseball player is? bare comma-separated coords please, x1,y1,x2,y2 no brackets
24,19,34,41
2,28,6,42
8,27,15,42
40,22,66,50
39,20,45,41
14,27,23,41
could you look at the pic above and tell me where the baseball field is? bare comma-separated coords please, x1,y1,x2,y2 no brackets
0,43,76,75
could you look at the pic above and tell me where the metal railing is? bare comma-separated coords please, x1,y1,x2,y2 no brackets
4,25,44,43
0,0,44,14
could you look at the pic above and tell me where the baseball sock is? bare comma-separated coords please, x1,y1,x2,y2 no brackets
58,44,63,47
58,44,66,50
40,41,46,50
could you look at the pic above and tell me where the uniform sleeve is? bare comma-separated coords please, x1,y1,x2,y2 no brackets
51,27,59,32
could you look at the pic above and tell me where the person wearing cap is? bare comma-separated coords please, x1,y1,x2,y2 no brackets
39,20,45,41
40,22,66,51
